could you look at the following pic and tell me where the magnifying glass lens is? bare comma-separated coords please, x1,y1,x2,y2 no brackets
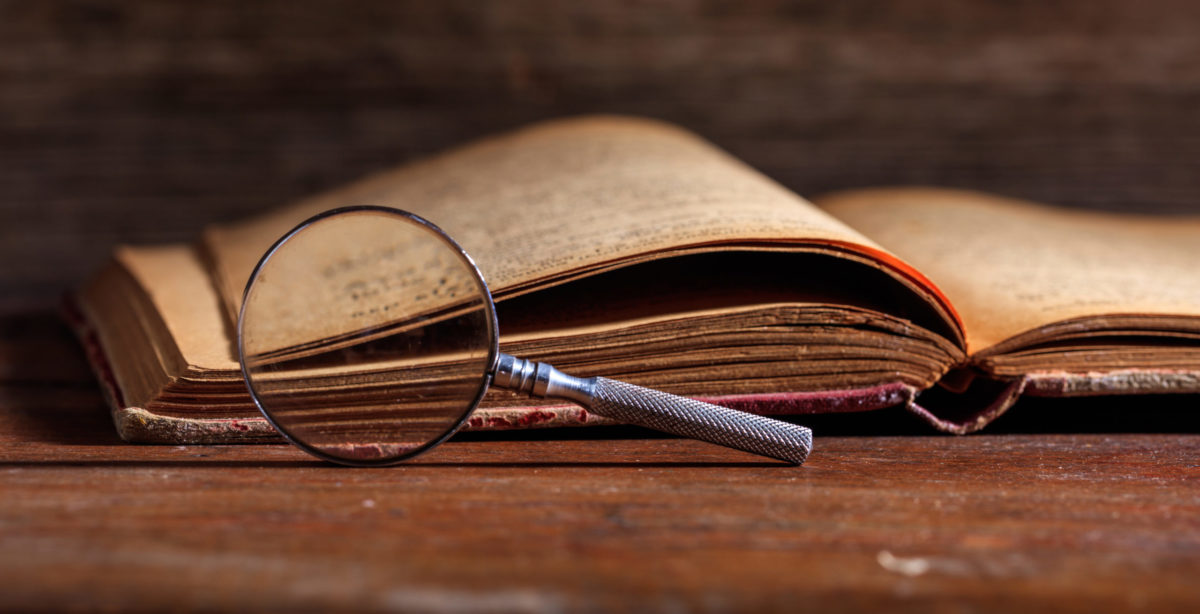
238,208,497,465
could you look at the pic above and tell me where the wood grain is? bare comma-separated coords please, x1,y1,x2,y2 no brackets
1,316,1199,612
4,0,1200,310
3,416,1198,611
3,3,1200,609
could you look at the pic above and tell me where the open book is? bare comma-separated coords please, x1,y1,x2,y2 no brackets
70,116,1200,443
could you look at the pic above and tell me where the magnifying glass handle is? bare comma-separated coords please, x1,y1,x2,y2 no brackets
494,354,812,465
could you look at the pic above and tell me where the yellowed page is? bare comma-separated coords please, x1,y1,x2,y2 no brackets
116,245,239,371
99,240,959,405
203,116,888,321
236,208,487,361
816,187,1200,354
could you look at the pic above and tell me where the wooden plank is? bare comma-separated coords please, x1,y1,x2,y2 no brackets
5,0,1200,309
1,368,1198,611
3,2,1200,608
0,310,1197,610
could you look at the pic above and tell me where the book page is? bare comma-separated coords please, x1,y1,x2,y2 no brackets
816,188,1200,355
115,245,239,371
203,117,952,333
236,208,490,361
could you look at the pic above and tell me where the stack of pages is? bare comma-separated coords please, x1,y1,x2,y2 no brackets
71,116,1200,442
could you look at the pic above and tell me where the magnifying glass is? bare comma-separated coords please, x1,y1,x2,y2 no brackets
238,206,812,466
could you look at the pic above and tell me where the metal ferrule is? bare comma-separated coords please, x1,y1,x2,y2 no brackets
492,353,595,405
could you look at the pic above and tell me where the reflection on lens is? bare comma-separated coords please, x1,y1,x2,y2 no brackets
239,207,497,464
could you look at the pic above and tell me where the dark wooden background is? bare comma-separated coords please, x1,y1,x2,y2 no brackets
3,0,1200,312
3,4,1200,610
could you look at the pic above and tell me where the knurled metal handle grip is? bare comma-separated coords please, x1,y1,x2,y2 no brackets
492,355,813,465
588,378,812,465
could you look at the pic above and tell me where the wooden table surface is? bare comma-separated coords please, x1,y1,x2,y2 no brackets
2,313,1198,613
4,3,1200,611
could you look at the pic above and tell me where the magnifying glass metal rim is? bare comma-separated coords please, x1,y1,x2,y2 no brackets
237,205,500,467
240,206,813,467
